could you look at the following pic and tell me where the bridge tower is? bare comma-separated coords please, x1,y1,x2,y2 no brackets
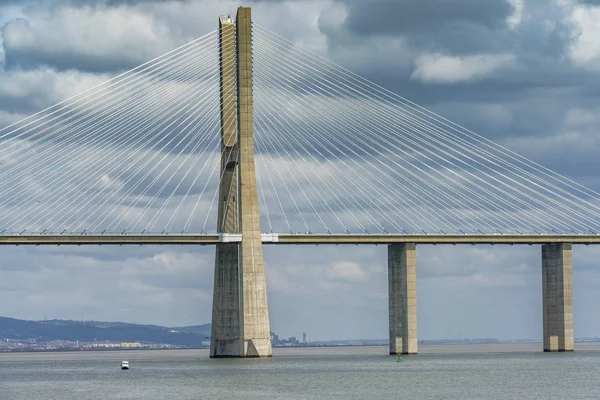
210,7,272,358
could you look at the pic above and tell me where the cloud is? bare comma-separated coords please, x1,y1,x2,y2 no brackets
419,246,536,286
322,0,519,58
0,68,109,114
342,0,514,37
327,261,368,282
2,7,178,72
0,246,215,326
411,53,516,84
506,0,524,29
66,0,190,5
568,3,600,71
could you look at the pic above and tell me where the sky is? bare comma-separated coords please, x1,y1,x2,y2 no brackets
1,0,600,342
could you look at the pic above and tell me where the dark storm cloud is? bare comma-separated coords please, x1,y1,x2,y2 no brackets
316,0,515,56
342,0,514,37
323,0,573,57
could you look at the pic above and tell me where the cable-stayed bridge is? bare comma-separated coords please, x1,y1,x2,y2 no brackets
0,7,598,357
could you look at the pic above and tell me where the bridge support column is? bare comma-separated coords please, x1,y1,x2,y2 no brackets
211,244,242,357
236,7,272,358
211,7,271,358
388,243,417,355
542,243,574,352
210,15,243,358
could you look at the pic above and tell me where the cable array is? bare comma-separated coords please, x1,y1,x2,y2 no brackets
0,29,234,234
252,24,600,235
1,23,598,236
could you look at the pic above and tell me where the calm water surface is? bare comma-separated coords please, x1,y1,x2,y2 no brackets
1,343,600,399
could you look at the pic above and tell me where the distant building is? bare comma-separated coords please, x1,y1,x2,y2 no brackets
302,333,307,345
120,342,141,348
89,343,120,348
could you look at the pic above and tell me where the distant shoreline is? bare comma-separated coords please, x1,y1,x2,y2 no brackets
3,340,600,354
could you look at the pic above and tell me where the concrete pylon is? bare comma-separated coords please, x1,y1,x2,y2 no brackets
210,15,242,358
210,8,272,358
236,7,272,358
388,243,418,355
542,243,574,352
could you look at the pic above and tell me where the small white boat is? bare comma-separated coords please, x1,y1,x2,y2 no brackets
121,361,130,370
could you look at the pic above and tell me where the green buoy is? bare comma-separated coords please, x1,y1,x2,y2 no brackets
396,355,403,362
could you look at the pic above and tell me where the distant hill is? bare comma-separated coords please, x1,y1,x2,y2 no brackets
0,317,211,346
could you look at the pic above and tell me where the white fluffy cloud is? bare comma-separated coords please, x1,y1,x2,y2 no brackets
3,6,177,71
327,261,368,282
411,53,516,84
0,68,109,113
568,3,600,71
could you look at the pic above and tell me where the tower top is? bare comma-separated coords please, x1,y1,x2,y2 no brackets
219,16,233,24
237,6,251,18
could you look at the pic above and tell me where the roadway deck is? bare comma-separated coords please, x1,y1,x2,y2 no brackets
0,233,599,245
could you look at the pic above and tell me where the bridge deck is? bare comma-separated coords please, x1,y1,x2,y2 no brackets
0,234,599,245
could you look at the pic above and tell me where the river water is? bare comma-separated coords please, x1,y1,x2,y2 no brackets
1,343,600,399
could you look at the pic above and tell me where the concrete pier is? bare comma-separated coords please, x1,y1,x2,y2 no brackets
388,243,417,355
542,243,574,352
211,243,241,357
